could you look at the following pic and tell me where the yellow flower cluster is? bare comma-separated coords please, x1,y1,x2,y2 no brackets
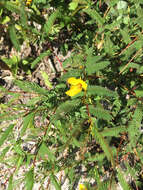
25,0,32,6
66,77,87,97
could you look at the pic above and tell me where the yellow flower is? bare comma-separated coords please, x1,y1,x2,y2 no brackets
66,77,87,97
79,184,88,190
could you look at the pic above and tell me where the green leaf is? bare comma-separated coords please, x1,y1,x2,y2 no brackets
7,175,13,190
120,28,131,44
1,55,19,74
51,99,80,121
69,2,78,10
135,89,143,97
15,156,24,174
94,167,101,186
1,15,10,24
107,0,118,7
117,168,131,190
86,54,110,74
44,10,60,36
87,85,117,97
138,66,143,74
20,2,28,29
117,1,128,10
89,105,112,121
101,126,127,137
104,34,115,55
15,80,48,95
50,173,61,190
31,50,51,69
40,71,53,88
92,119,115,168
0,112,24,122
9,25,20,52
21,112,35,136
128,105,142,148
60,69,81,81
14,144,25,156
0,146,10,161
38,142,56,161
119,62,140,74
0,124,14,147
25,168,34,190
88,152,105,162
1,1,20,14
27,97,41,106
83,8,105,25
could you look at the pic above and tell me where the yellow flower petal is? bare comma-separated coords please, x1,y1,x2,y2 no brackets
76,79,87,90
67,77,79,85
66,85,82,96
79,184,88,190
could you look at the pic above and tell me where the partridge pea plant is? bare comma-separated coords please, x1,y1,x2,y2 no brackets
0,0,143,190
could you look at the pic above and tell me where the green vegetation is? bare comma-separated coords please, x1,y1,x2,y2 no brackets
0,0,143,189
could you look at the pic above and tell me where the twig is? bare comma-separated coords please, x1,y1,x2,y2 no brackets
119,48,142,74
119,37,138,56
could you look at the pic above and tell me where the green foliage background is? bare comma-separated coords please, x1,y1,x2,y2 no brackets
0,0,143,189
